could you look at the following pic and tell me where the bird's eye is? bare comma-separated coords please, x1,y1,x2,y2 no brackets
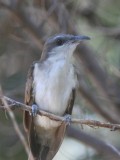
56,39,64,46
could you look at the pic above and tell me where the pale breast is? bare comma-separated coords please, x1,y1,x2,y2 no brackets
33,60,77,116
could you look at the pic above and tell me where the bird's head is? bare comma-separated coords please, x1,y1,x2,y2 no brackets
41,34,90,61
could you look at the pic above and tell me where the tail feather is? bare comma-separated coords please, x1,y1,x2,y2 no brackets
29,122,67,160
40,146,49,160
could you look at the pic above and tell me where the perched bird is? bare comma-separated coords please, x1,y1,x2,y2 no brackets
23,34,90,160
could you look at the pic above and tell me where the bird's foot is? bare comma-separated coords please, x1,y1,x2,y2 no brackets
63,114,71,125
31,104,39,117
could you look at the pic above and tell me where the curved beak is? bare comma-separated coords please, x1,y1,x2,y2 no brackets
71,35,90,43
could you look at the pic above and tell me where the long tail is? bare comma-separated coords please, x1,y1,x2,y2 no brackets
29,122,67,160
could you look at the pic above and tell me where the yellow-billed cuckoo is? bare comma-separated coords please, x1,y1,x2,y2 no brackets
23,34,90,160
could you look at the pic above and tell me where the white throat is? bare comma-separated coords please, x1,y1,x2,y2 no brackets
47,42,78,63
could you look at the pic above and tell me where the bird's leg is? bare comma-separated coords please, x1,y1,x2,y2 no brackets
31,104,39,116
62,114,71,125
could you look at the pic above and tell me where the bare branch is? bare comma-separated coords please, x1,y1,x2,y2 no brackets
0,89,34,160
0,96,120,131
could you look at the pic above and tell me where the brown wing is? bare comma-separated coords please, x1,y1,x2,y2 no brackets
65,89,76,115
23,63,35,132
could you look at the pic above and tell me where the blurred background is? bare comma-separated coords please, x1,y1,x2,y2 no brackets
0,0,120,160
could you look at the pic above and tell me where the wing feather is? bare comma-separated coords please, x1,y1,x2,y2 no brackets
23,63,35,132
65,89,75,115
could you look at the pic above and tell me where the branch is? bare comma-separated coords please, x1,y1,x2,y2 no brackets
0,89,34,160
0,96,120,131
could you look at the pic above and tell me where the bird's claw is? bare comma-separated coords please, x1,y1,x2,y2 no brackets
31,104,39,117
63,114,71,125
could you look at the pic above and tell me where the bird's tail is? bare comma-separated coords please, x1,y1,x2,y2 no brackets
29,122,67,160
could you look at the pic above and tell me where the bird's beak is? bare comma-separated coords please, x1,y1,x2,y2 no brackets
71,35,90,43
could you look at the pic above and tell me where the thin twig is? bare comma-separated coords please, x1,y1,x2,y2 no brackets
0,88,34,160
0,96,120,131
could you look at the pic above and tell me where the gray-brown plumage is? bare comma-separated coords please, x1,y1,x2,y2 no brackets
23,34,90,160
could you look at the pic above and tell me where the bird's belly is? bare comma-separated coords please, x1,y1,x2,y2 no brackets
34,79,72,129
34,115,61,130
34,78,75,129
33,61,77,129
34,72,75,115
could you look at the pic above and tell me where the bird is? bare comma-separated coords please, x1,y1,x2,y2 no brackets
23,34,90,160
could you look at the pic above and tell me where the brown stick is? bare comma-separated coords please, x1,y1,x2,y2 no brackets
0,96,120,131
0,90,34,160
